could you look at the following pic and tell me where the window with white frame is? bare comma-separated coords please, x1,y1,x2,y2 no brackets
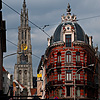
77,87,80,97
76,52,80,61
76,73,80,80
66,51,71,63
66,72,72,81
59,89,62,97
58,74,62,81
57,52,61,63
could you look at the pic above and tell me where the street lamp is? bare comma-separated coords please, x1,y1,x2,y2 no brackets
74,67,94,100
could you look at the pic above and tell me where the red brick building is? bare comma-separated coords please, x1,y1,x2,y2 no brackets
37,4,100,100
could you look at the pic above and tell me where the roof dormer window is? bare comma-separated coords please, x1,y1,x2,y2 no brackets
65,34,71,47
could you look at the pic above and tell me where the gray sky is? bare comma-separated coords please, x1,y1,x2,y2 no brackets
2,0,100,76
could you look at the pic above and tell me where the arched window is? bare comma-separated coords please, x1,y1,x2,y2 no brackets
25,30,26,39
19,70,22,74
25,41,27,44
22,41,23,44
19,70,22,83
24,70,27,85
76,52,80,61
22,31,23,39
65,34,71,47
66,51,71,63
83,53,86,66
25,55,28,62
52,54,54,63
24,70,27,74
57,52,61,63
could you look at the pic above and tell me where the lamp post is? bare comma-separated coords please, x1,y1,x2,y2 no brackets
74,67,94,100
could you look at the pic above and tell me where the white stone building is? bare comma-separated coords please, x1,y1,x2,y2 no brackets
3,67,13,95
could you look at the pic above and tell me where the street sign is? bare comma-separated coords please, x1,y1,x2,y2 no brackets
37,74,42,78
54,97,59,99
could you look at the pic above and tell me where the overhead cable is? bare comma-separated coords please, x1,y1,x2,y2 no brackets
78,15,100,21
2,1,50,38
6,39,40,59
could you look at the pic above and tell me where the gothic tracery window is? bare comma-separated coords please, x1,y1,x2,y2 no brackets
22,31,23,39
25,30,26,39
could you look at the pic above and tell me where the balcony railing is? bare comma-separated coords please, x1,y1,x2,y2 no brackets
65,62,73,66
56,80,63,84
46,63,54,73
46,80,63,88
76,61,82,66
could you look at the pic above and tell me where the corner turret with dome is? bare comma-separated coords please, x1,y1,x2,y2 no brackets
47,3,93,47
38,3,100,99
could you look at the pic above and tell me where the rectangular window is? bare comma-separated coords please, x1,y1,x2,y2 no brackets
59,89,62,97
76,74,80,80
57,56,61,62
66,73,71,81
67,86,71,96
76,52,80,62
65,34,71,47
77,87,80,97
58,74,61,81
76,56,80,61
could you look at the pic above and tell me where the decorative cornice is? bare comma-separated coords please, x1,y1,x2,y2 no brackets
73,41,95,54
45,41,64,55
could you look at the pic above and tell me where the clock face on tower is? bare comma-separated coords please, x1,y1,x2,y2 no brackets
21,44,28,50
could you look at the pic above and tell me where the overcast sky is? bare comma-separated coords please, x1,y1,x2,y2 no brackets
2,0,100,76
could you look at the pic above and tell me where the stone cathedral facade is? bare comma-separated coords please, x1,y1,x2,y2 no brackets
14,0,33,96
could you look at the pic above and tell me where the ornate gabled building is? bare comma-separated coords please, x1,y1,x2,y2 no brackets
37,3,100,100
14,0,33,97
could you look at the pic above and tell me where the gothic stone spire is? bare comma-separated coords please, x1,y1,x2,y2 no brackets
23,0,26,12
20,0,29,27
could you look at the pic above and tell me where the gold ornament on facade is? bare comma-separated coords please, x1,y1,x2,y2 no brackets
21,44,28,50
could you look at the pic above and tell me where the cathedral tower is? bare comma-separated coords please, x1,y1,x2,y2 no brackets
14,0,33,96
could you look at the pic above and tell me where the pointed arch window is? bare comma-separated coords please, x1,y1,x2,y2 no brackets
25,17,26,26
25,41,27,44
25,55,28,62
22,41,23,44
25,30,26,39
22,31,23,39
66,51,71,63
57,52,61,63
